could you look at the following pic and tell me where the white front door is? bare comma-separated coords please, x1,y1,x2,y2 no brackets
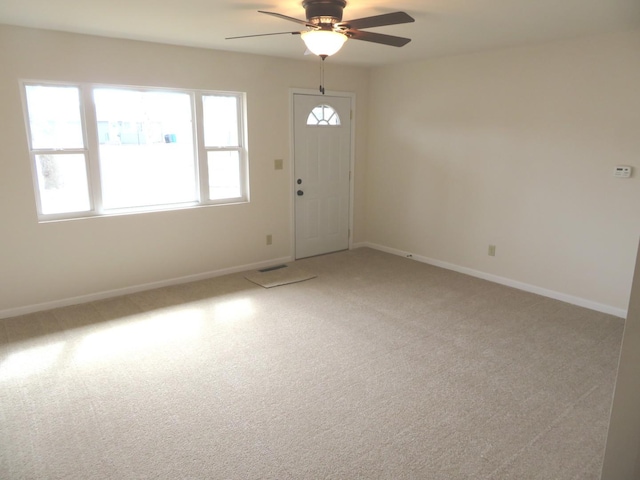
293,94,352,259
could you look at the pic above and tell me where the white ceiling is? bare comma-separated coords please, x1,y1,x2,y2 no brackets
1,0,639,66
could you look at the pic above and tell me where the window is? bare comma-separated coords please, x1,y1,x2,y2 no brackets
94,89,197,210
24,85,91,215
202,95,243,200
23,83,248,220
306,104,340,126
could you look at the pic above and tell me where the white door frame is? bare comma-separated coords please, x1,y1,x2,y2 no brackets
289,88,356,260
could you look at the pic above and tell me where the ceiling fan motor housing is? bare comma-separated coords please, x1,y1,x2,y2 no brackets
302,0,347,25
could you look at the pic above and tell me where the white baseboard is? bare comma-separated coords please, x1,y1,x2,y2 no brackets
3,244,627,320
0,255,293,320
354,242,627,318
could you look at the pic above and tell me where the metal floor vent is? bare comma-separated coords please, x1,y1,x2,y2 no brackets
258,264,288,273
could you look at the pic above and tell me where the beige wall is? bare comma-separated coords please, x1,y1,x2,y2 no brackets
601,240,640,479
2,24,639,318
0,25,369,315
366,30,640,312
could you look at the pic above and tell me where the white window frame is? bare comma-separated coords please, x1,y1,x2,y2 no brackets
21,81,249,222
196,92,249,205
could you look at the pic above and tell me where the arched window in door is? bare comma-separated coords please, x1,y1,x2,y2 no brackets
306,104,341,126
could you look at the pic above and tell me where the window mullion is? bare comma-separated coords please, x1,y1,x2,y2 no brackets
81,85,103,214
194,92,209,202
238,94,249,200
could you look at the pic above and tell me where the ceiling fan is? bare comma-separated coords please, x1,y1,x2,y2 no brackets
226,0,415,58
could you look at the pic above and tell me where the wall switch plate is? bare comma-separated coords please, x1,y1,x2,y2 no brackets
274,159,283,170
613,166,632,178
266,234,273,245
488,245,496,256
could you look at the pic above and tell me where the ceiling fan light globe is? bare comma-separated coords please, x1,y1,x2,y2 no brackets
301,30,347,57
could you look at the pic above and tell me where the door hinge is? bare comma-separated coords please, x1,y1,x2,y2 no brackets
350,110,353,120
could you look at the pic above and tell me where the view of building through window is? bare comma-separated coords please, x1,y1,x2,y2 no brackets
94,89,197,210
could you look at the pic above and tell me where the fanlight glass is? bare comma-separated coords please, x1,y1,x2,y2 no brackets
307,104,340,126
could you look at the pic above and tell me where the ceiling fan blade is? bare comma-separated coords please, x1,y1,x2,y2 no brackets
226,31,301,40
347,29,411,47
341,12,414,30
258,10,315,27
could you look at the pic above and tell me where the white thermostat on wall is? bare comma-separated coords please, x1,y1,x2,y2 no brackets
613,166,632,178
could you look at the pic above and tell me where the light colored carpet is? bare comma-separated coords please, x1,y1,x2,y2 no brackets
0,248,624,479
244,264,317,288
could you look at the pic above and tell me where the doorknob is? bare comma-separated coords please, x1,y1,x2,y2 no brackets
297,179,302,185
297,190,304,196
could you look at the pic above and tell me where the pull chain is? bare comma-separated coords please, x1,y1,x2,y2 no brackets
319,55,327,95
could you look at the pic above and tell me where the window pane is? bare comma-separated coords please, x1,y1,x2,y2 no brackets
307,104,340,126
207,151,241,200
203,95,239,147
25,85,84,149
35,154,91,214
94,89,197,210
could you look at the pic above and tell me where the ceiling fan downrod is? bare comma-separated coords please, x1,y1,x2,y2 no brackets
319,55,327,95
